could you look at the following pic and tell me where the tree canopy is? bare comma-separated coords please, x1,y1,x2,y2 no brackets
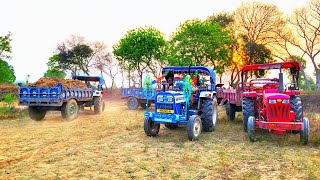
0,59,16,83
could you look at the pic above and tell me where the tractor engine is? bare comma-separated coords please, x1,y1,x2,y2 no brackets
263,93,295,122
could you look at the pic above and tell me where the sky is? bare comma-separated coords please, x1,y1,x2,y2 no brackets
0,0,309,86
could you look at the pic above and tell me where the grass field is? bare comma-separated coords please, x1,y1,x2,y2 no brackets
0,100,319,179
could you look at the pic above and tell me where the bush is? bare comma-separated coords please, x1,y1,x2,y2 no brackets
2,93,16,108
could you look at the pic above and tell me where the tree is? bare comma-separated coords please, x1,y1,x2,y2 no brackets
0,59,16,84
206,12,234,28
43,68,66,79
234,2,284,45
0,32,12,59
165,19,233,75
48,35,109,76
287,0,320,90
113,26,166,87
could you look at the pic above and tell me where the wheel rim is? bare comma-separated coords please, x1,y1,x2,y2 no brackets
70,103,76,115
193,119,201,137
129,98,137,108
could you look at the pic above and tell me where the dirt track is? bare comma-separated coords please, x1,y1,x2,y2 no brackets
0,100,319,179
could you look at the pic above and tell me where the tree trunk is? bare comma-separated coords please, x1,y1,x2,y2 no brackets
300,66,312,90
316,70,320,91
140,73,143,88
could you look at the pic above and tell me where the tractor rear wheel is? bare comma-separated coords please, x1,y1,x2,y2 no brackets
247,116,256,142
128,97,139,110
187,115,202,141
94,96,104,114
242,97,254,132
300,117,309,145
28,106,46,121
165,123,178,129
144,117,160,136
290,96,303,121
200,98,218,132
140,102,151,109
61,99,78,121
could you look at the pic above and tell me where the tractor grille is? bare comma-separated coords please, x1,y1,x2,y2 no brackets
156,104,173,110
268,104,290,121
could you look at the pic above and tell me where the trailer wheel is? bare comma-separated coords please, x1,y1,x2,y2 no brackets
28,106,46,121
187,115,202,141
144,117,159,136
290,96,303,121
61,99,78,120
94,96,103,114
242,97,254,132
165,123,178,129
227,102,236,121
140,102,151,109
200,97,218,132
128,97,139,110
247,116,256,142
300,117,309,145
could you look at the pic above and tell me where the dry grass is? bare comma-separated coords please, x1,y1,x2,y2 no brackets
0,100,319,179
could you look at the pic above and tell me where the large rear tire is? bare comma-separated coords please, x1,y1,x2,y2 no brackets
300,117,309,145
28,106,46,121
144,117,160,136
128,97,139,110
61,99,79,121
94,96,103,114
290,96,303,121
242,97,254,132
200,97,218,132
187,115,202,141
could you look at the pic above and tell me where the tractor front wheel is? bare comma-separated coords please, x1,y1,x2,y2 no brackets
187,115,202,141
128,97,139,110
94,96,104,114
200,98,218,132
300,117,309,145
28,106,46,121
144,117,160,136
61,99,79,121
242,97,254,132
247,116,256,142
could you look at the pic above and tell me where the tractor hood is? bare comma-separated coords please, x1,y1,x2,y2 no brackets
156,91,185,103
264,93,290,100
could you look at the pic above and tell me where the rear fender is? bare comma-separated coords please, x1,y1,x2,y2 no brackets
198,91,216,110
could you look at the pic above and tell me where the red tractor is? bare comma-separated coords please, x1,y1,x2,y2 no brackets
240,62,309,144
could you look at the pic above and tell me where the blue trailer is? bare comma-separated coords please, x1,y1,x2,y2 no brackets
18,76,106,121
144,66,218,141
122,88,158,110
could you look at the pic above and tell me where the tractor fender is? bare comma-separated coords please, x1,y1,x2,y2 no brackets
199,91,216,98
92,91,103,97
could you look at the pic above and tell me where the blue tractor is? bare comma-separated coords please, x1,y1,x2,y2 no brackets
144,66,218,141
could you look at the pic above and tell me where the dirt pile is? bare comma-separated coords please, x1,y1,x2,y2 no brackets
301,91,320,113
28,78,87,89
0,85,18,100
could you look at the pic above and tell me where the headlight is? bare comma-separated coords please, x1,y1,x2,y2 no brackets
157,95,163,102
268,99,276,104
282,99,290,104
167,96,173,102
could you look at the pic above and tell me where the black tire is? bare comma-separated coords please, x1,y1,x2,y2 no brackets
140,102,151,109
28,106,46,121
242,97,254,132
144,117,160,136
187,115,202,141
290,96,303,121
61,99,79,121
228,102,236,121
94,96,103,114
300,117,309,145
200,97,218,132
127,97,139,110
247,116,256,142
165,123,178,129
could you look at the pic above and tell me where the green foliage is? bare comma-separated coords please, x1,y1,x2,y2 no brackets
299,75,316,90
0,59,16,83
206,12,234,28
43,68,66,79
3,93,16,108
0,32,12,59
113,26,166,86
164,19,233,74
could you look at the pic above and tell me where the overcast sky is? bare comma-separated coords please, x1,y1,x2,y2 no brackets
0,0,309,84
